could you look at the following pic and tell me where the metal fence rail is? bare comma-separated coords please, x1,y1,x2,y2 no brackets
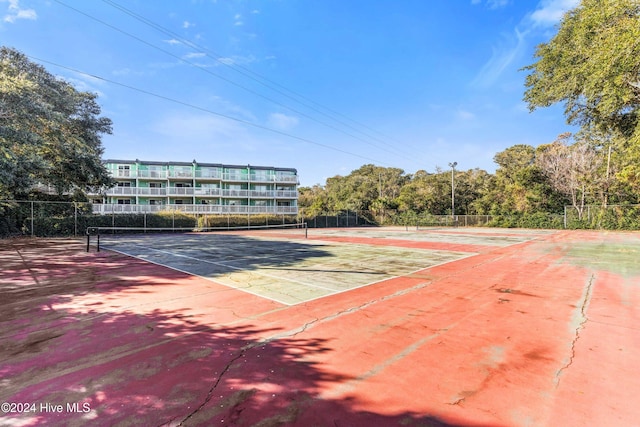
0,200,299,238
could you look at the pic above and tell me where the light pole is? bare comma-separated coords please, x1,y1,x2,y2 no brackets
448,162,457,223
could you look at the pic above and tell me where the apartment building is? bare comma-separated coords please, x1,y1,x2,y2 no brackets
88,159,298,215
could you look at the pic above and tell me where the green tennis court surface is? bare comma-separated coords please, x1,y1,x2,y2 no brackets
99,227,537,305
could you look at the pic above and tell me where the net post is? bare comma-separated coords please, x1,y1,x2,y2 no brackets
97,233,100,252
86,231,90,252
304,222,308,239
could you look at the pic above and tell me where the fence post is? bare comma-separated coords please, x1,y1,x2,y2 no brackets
31,201,34,237
74,202,78,237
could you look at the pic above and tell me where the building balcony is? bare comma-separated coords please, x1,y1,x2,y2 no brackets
274,190,298,198
222,189,249,197
195,170,222,180
194,188,222,196
166,187,195,195
168,171,195,179
222,173,249,181
274,174,298,183
137,170,168,179
91,203,298,215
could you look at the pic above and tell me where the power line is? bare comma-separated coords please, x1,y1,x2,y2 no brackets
53,0,419,164
100,0,411,155
29,55,392,167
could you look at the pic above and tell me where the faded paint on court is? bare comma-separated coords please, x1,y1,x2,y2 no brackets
100,231,480,305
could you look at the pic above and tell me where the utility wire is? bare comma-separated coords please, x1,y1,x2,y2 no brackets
29,55,392,167
53,0,418,164
100,0,411,156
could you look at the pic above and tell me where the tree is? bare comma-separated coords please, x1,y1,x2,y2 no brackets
472,145,565,216
397,168,451,216
298,184,328,218
0,46,113,199
536,133,603,219
522,0,640,195
323,164,407,219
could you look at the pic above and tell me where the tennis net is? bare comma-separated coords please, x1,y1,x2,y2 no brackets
86,222,308,252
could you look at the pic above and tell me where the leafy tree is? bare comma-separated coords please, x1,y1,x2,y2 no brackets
397,169,450,215
522,0,640,195
324,164,407,216
454,168,492,215
298,184,328,218
472,145,566,216
0,46,112,199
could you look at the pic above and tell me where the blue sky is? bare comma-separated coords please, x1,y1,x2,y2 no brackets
1,0,579,186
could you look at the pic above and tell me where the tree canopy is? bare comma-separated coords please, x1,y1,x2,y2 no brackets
0,46,112,199
523,0,640,192
523,0,640,138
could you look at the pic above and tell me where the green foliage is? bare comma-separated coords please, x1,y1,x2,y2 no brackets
0,46,112,199
488,213,564,229
523,0,640,197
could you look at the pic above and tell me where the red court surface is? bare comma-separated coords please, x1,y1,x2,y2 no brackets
1,228,639,426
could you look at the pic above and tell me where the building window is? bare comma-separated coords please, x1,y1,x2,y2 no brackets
117,165,130,177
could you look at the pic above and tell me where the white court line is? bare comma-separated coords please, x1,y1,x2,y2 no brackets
103,246,296,306
103,243,479,306
142,247,340,292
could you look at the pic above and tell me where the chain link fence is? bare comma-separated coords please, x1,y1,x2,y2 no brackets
564,204,640,229
298,209,496,228
0,200,299,238
3,202,638,238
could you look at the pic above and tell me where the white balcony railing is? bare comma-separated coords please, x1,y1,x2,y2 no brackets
195,170,222,179
274,190,298,198
92,187,296,199
166,187,195,195
222,189,249,197
137,170,167,179
223,173,248,181
168,170,194,178
274,174,298,183
91,203,298,215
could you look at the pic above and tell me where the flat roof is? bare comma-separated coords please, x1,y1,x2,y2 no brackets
103,159,297,173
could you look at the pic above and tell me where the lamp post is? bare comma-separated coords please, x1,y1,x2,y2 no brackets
448,162,457,223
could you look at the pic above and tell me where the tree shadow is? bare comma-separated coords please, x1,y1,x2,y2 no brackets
0,239,502,426
0,304,493,427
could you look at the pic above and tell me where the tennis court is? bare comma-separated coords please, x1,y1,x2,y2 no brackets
94,226,511,305
1,227,639,426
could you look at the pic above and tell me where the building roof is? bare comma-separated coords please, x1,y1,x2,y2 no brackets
103,159,297,173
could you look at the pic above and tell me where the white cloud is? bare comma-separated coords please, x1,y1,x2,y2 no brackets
470,0,509,8
529,0,579,28
183,20,194,29
216,54,256,66
164,39,182,45
2,0,36,23
487,0,510,9
234,13,243,26
184,52,206,59
472,27,527,88
268,113,299,131
472,0,579,88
